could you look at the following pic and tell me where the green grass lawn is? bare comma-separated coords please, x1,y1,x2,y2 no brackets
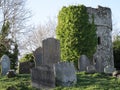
0,72,120,90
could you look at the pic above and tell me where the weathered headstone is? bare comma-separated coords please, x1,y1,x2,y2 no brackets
31,65,55,89
19,61,34,74
42,38,60,65
54,62,77,86
78,55,91,71
1,55,10,75
33,47,42,67
93,53,104,72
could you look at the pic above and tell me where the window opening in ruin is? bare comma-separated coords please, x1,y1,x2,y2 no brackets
98,37,101,45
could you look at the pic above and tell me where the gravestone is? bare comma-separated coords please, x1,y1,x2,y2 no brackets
33,47,42,67
19,61,34,74
1,55,10,75
78,55,91,71
104,65,116,74
86,65,96,74
54,62,77,86
31,65,55,89
42,38,60,65
93,53,104,72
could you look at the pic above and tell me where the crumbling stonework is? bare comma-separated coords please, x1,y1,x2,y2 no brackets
87,6,114,72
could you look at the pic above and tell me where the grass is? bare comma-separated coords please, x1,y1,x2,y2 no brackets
55,72,120,90
0,74,37,90
0,72,120,90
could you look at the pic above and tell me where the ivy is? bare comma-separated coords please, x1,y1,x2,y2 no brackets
56,5,97,67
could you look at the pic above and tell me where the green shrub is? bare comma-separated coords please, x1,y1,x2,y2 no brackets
19,53,34,63
113,36,120,69
56,5,97,67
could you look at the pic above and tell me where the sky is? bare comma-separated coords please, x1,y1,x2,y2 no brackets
26,0,120,32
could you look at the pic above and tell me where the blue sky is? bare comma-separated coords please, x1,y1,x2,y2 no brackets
27,0,120,30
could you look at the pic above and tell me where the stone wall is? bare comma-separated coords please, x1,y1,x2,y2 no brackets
87,6,114,72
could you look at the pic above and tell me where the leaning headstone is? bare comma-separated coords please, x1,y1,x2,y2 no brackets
54,62,77,86
104,65,116,74
33,47,42,67
31,65,55,89
1,55,10,75
42,38,60,65
78,55,91,71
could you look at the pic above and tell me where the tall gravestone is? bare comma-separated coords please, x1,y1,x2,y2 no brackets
87,6,115,72
1,55,10,75
42,38,60,65
78,55,91,71
33,47,42,67
32,38,61,89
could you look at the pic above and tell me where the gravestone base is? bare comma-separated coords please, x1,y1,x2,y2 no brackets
31,65,55,89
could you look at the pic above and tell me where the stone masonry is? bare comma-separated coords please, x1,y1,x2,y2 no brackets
87,6,114,72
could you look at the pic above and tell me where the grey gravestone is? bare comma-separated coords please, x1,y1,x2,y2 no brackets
33,47,42,67
42,38,60,65
31,65,55,89
93,53,104,73
1,55,10,75
86,65,96,74
54,62,77,86
104,65,116,74
78,55,91,71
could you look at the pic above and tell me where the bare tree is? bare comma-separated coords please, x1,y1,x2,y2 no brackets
0,0,30,41
19,19,56,55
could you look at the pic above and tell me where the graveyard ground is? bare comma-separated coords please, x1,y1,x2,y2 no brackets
0,72,120,90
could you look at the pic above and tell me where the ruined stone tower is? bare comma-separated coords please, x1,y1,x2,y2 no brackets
87,6,114,72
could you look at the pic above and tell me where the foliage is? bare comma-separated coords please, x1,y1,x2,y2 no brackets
19,53,34,63
0,73,120,90
56,5,97,66
9,43,19,70
55,72,120,90
113,36,120,69
0,21,19,70
0,74,37,90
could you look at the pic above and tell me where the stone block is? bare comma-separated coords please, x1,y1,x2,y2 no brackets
86,65,96,74
54,62,77,86
104,65,116,74
31,65,55,89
